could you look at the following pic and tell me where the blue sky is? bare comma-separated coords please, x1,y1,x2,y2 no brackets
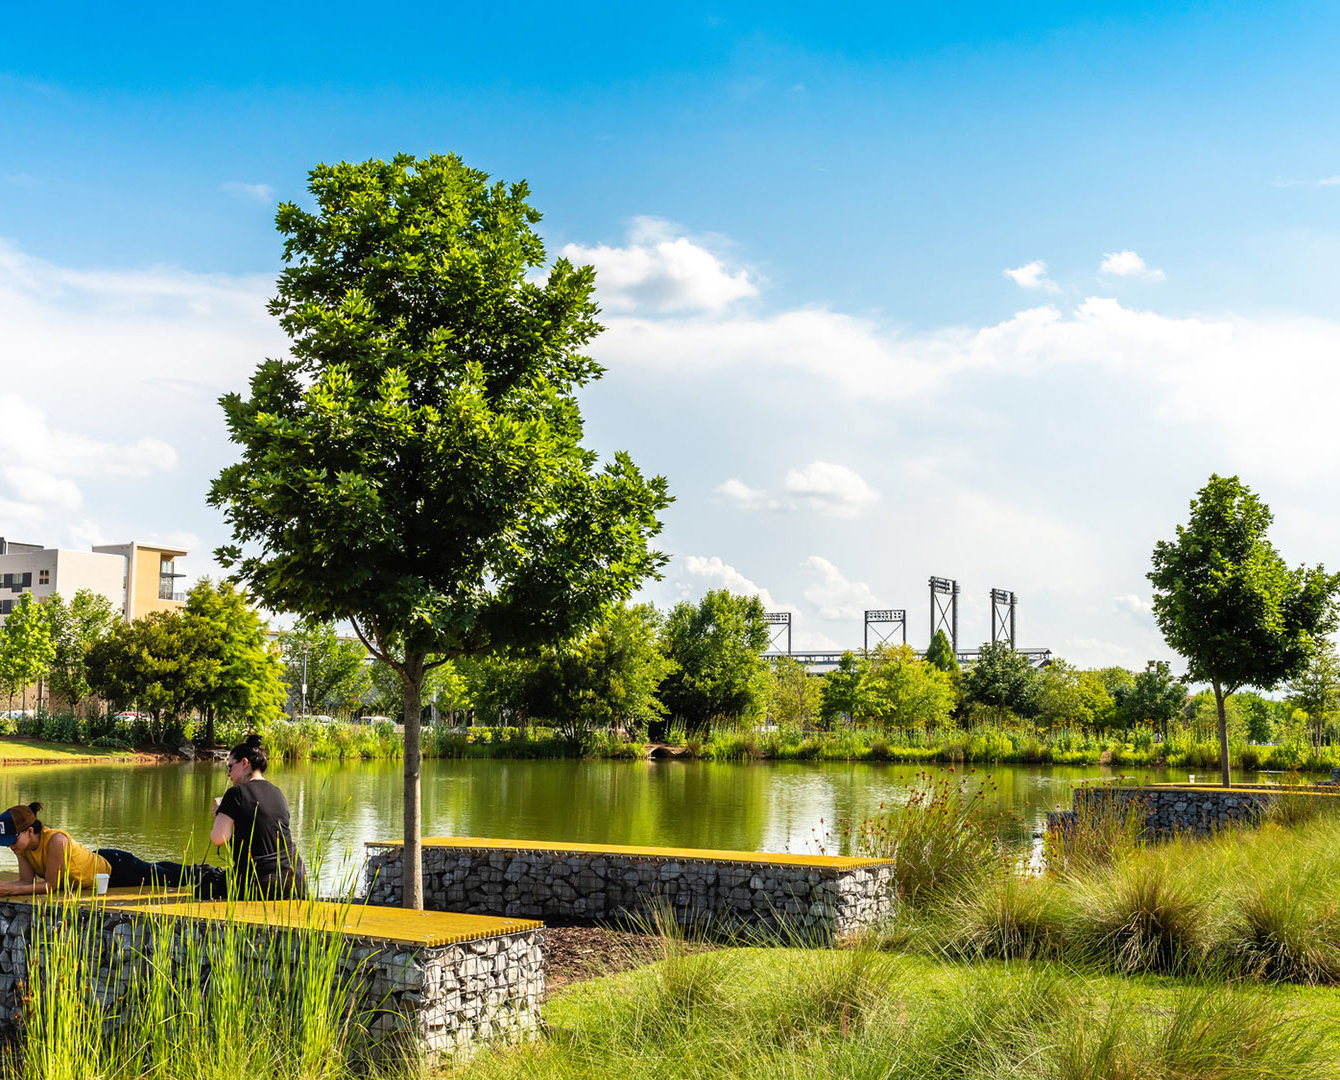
4,2,1340,667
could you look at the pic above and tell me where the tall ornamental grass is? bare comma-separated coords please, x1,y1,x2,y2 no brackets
883,802,1340,987
2,892,370,1080
460,947,1333,1080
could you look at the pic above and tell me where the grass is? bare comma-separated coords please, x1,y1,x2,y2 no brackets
450,947,1340,1080
0,737,134,762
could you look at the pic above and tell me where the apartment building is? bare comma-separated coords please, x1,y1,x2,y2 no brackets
0,537,188,625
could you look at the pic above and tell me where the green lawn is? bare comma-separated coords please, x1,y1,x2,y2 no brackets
454,947,1340,1080
0,737,133,762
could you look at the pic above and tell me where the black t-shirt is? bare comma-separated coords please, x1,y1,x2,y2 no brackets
217,778,305,895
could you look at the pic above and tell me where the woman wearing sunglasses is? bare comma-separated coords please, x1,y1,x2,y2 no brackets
210,734,307,899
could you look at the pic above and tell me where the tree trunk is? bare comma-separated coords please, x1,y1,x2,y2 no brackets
205,709,216,749
402,651,425,910
1213,680,1230,788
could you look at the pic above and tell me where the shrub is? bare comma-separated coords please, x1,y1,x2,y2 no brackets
1072,857,1207,974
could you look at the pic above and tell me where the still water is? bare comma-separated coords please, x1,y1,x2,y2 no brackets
0,757,1221,891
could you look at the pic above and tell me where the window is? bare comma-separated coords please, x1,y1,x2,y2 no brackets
158,556,184,602
38,569,49,586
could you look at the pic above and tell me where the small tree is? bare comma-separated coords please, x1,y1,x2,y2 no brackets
1286,641,1340,750
86,611,197,740
924,629,960,674
818,651,867,729
658,590,770,736
45,590,119,716
1149,474,1340,786
208,154,670,907
863,644,956,731
0,594,55,714
768,655,821,728
278,619,373,718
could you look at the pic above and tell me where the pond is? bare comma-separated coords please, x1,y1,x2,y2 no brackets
0,757,1247,891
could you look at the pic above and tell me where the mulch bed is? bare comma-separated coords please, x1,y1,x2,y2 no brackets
541,924,715,995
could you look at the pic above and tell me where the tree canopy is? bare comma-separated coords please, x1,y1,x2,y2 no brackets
658,590,770,735
1149,474,1340,785
961,641,1041,723
208,153,670,907
278,619,373,717
44,589,119,715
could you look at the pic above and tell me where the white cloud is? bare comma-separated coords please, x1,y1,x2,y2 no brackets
1099,249,1165,281
3,466,82,509
220,181,276,203
801,556,879,621
0,498,46,529
716,462,877,517
784,462,878,517
561,216,758,314
1114,594,1153,616
0,396,177,480
715,478,767,508
1003,259,1058,292
681,555,777,609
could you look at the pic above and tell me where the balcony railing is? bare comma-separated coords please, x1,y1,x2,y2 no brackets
158,589,186,602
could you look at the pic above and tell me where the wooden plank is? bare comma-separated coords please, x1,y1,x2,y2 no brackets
364,836,893,869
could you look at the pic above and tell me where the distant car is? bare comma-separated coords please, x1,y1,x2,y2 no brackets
361,715,391,725
0,709,34,720
294,714,335,724
114,712,150,722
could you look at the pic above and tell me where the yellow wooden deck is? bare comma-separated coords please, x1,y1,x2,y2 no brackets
122,899,542,947
0,886,195,906
366,836,893,869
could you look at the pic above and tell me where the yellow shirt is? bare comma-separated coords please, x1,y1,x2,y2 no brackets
20,828,111,888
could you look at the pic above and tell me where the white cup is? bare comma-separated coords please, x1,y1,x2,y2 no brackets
94,873,109,896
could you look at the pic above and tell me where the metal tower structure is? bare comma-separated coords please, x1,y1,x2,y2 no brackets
990,588,1017,650
764,611,792,655
929,577,960,652
863,609,907,652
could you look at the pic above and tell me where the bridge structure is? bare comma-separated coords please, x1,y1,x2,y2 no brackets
762,576,1052,673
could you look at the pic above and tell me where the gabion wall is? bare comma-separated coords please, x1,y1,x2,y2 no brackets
365,845,896,941
0,899,542,1055
1046,783,1292,839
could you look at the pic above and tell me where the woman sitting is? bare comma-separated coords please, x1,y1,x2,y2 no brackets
0,802,191,895
211,735,307,899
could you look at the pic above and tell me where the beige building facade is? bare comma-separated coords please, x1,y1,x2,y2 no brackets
0,537,188,625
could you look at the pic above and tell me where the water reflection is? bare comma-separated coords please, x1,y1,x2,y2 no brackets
0,757,1252,891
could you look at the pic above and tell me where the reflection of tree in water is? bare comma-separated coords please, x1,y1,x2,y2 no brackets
0,759,1175,889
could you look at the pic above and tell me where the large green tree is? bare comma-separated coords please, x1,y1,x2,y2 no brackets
86,611,204,739
499,603,676,740
1149,474,1340,786
208,154,670,907
184,579,285,745
44,590,119,715
1111,660,1186,734
658,590,770,736
863,644,956,731
961,641,1041,724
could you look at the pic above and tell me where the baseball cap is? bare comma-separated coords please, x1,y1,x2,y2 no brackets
0,805,35,846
